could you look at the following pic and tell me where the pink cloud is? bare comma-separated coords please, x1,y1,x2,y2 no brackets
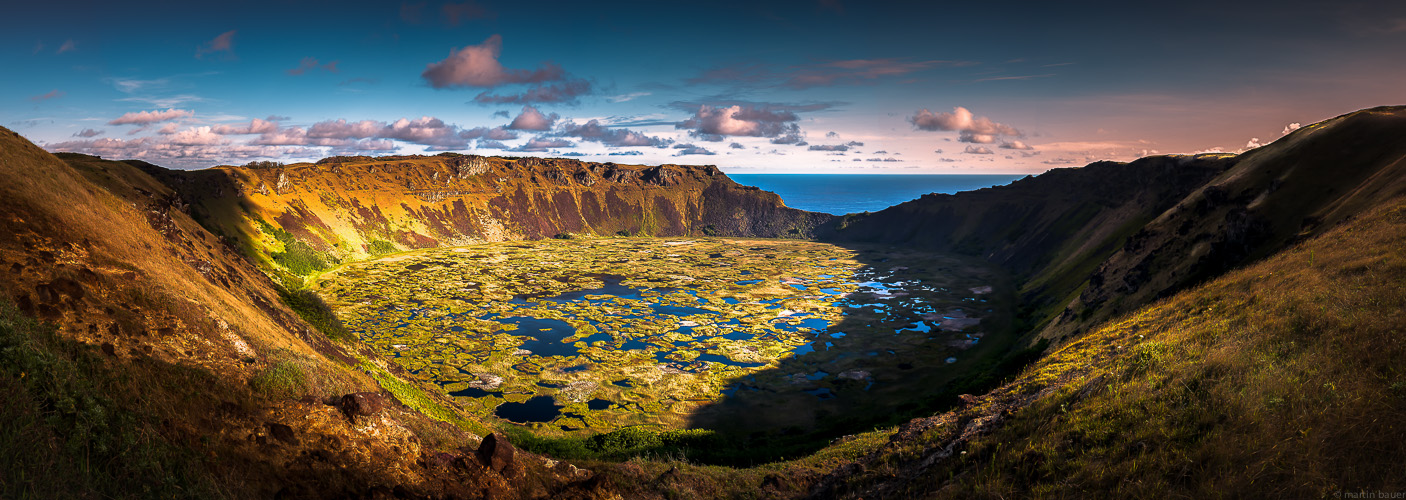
287,57,319,75
442,1,492,25
963,145,994,154
506,105,558,131
166,126,230,146
511,137,573,152
421,35,565,89
108,108,195,126
196,30,236,59
28,89,64,102
472,79,591,105
910,106,1022,143
288,57,340,75
213,118,279,135
676,104,800,140
44,135,317,169
559,120,671,147
56,39,76,54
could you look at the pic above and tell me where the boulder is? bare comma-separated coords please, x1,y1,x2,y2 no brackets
340,392,387,421
475,433,515,473
265,422,297,444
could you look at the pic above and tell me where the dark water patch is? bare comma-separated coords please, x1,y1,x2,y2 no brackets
495,396,562,423
612,379,634,388
721,297,741,305
496,317,579,357
806,370,829,381
653,304,711,316
451,386,499,398
587,398,612,410
804,387,835,400
720,331,753,341
734,279,763,286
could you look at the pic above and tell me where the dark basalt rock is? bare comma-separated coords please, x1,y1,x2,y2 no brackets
475,433,515,473
341,392,387,421
266,422,298,444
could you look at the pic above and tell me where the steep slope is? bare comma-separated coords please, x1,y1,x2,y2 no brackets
1042,106,1406,341
818,154,1234,331
129,154,830,281
0,128,609,498
810,194,1406,498
822,106,1406,346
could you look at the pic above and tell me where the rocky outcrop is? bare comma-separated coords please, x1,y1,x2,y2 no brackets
146,154,831,268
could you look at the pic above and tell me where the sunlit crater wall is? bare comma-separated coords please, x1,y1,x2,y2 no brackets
157,154,834,263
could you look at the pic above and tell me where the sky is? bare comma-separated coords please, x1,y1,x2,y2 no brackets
5,0,1406,173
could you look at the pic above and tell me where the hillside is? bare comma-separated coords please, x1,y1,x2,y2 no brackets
810,192,1406,498
0,127,609,498
821,106,1406,346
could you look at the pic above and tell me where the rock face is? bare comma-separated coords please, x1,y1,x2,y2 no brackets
152,155,832,268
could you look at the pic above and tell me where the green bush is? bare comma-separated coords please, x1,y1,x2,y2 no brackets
257,220,329,276
368,239,397,256
278,287,353,342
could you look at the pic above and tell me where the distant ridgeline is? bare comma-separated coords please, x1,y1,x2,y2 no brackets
136,154,831,283
819,106,1406,345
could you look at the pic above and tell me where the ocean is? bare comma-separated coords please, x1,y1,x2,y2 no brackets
728,174,1026,215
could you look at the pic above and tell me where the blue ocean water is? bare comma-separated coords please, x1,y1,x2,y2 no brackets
728,174,1025,215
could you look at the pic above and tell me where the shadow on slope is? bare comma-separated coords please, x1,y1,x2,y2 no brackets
813,195,1406,499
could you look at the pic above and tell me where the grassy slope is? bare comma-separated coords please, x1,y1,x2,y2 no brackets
816,196,1406,498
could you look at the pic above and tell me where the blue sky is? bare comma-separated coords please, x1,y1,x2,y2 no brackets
6,0,1406,172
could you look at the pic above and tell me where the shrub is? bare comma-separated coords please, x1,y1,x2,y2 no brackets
278,287,353,342
368,239,397,256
